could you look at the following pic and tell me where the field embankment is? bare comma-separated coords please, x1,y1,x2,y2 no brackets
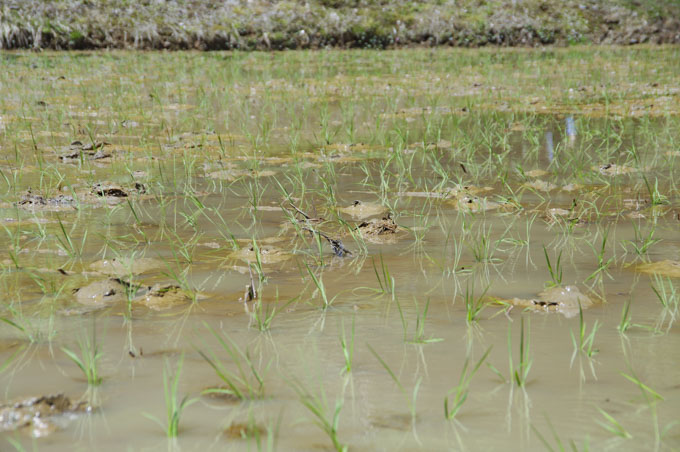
1,0,679,50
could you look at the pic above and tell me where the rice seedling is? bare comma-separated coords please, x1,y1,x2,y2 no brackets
1,306,45,344
641,175,668,206
394,297,442,344
144,353,195,438
618,297,633,334
249,291,298,333
469,224,501,264
570,303,600,361
339,315,355,374
543,245,563,288
372,253,395,299
61,333,103,386
488,316,532,387
651,275,678,333
464,283,489,324
306,264,337,310
199,323,268,400
623,221,661,256
444,346,492,420
584,227,614,285
54,216,87,260
290,379,347,452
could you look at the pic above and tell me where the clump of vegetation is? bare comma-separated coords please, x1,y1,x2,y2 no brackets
1,0,679,50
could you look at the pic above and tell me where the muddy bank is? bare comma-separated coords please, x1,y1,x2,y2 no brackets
1,0,679,50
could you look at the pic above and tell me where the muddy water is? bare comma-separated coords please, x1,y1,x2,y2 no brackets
1,49,679,451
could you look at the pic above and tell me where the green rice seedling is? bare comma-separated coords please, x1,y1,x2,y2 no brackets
54,216,87,260
651,275,678,333
339,315,355,374
570,303,600,361
160,258,197,304
489,316,532,387
250,238,267,284
469,225,500,264
394,297,442,344
306,264,337,309
1,220,22,269
199,323,268,400
444,347,492,420
144,353,195,438
61,333,103,386
367,343,421,426
1,306,43,344
624,220,661,256
618,297,633,334
372,253,395,299
641,175,668,206
249,290,297,333
543,245,563,287
126,199,149,243
464,283,489,324
595,406,631,439
338,216,367,256
584,227,614,285
290,380,347,452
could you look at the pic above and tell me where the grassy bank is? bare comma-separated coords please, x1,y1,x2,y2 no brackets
1,0,679,50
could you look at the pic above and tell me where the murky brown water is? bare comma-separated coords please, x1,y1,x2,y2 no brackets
1,48,679,451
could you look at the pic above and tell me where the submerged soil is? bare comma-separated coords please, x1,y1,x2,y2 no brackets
0,48,678,451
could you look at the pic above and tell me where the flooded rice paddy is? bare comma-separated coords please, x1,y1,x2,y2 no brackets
0,47,679,451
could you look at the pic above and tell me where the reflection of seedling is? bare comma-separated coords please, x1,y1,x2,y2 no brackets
0,344,26,374
531,415,588,452
595,406,631,439
444,347,491,420
621,370,667,449
367,344,421,427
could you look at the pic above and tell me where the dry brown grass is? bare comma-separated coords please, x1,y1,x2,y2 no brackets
0,0,678,50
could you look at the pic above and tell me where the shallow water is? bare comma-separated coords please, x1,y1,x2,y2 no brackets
0,48,679,451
